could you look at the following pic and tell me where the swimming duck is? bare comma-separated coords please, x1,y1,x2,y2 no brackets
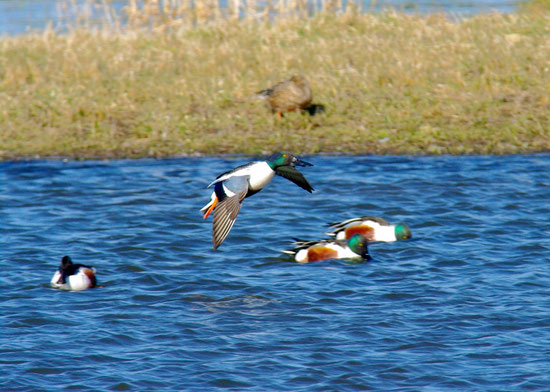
282,234,370,263
326,216,412,242
257,75,313,118
50,256,97,291
201,152,314,249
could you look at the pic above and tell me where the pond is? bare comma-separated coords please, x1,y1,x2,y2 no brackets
1,154,549,390
0,0,519,36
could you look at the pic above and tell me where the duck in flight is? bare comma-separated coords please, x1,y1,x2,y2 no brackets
201,152,314,249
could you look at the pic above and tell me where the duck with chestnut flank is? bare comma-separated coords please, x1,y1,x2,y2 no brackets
50,256,97,291
326,216,412,242
282,234,370,263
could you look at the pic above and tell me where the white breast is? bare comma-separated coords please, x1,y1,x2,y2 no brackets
67,273,94,291
50,271,64,288
331,243,359,258
50,269,95,291
235,161,275,191
373,225,397,242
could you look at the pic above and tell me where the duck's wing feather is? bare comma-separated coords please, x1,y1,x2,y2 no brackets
211,179,248,249
274,166,314,193
212,197,242,249
256,87,275,98
327,217,363,228
256,79,288,97
328,216,390,229
281,238,324,255
359,216,390,226
291,238,321,247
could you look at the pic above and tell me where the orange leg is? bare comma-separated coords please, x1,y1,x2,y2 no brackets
203,196,218,219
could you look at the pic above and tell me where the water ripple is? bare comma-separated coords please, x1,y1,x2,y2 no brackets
2,155,550,391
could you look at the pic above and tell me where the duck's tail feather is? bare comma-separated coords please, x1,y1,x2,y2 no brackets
304,103,326,116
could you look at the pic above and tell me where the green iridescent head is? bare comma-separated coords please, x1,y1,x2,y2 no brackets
348,234,370,260
394,223,412,240
267,152,312,169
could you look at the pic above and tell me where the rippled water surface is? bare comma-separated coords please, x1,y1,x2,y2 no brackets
2,155,550,391
0,0,518,36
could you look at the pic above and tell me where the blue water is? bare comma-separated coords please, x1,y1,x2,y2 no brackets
0,0,518,36
1,154,550,391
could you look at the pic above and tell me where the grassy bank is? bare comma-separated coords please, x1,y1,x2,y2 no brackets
1,2,550,159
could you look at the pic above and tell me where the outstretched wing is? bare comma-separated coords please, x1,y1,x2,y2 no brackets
274,166,314,193
212,197,242,249
211,176,248,249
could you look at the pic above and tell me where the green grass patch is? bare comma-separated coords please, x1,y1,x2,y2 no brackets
1,3,550,159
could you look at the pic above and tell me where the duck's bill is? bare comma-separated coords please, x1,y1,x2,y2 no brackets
275,166,314,193
293,156,313,167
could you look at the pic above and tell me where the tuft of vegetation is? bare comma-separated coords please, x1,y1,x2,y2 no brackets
519,0,550,12
1,0,550,159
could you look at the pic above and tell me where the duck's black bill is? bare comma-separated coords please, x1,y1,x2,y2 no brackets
275,166,314,193
294,157,313,167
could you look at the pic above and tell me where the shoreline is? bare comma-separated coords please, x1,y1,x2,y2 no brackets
3,151,550,163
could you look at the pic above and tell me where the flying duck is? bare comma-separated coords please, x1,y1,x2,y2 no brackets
201,152,314,249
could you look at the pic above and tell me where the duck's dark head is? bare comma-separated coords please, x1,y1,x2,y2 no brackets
348,234,370,260
395,223,412,240
56,255,73,284
267,152,312,169
60,255,73,270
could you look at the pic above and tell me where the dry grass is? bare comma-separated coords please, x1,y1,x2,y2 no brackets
1,1,550,159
